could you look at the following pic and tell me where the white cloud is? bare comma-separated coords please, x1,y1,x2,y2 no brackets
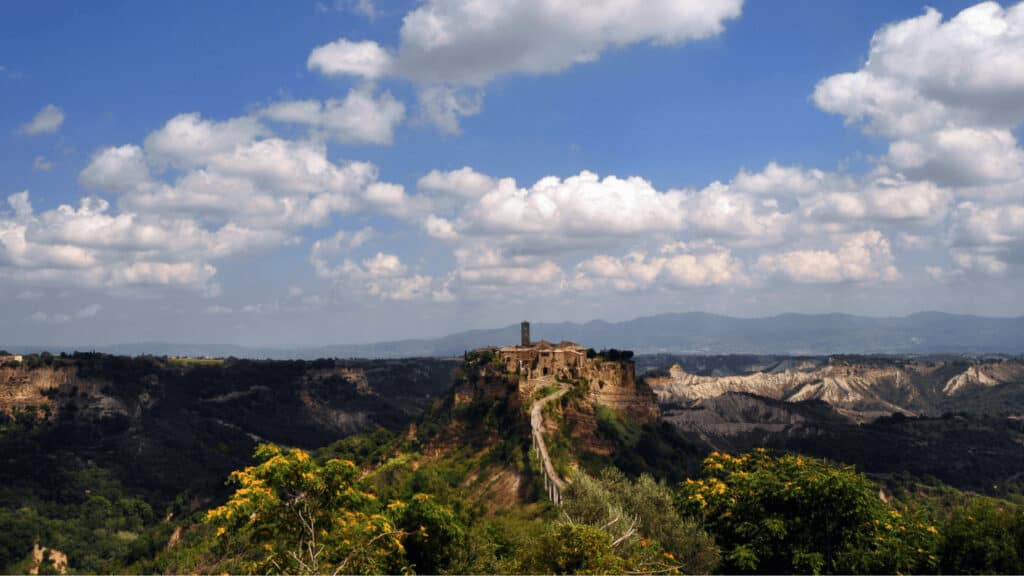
424,214,458,239
451,246,565,299
813,1,1024,187
572,243,747,291
79,145,152,192
887,127,1024,186
261,87,406,145
311,243,436,301
863,177,952,223
418,166,496,198
390,0,743,85
732,162,827,196
949,201,1024,247
459,170,687,241
951,248,1008,276
685,181,790,245
417,86,483,134
79,116,388,233
144,113,265,167
308,0,743,131
307,39,393,78
108,261,217,288
756,230,900,284
20,104,64,135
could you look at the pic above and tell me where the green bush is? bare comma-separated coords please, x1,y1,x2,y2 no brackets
940,497,1024,574
676,450,941,574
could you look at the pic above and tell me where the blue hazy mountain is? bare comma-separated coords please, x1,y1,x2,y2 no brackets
8,311,1023,358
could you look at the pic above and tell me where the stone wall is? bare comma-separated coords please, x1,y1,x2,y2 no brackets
497,342,659,424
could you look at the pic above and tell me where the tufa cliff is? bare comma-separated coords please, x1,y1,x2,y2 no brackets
494,340,660,423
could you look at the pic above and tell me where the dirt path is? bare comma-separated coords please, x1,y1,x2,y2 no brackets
529,377,570,504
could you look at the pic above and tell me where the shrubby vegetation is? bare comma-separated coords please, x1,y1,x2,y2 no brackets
677,450,942,573
4,352,1024,574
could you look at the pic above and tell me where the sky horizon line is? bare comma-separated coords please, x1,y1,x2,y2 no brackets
3,1,1022,346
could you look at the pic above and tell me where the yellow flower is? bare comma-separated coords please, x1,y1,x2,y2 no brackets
926,525,938,534
215,526,226,537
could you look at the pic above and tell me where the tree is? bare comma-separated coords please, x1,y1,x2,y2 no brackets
205,444,410,575
676,450,940,574
526,522,626,574
940,497,1024,574
561,468,720,574
392,493,465,574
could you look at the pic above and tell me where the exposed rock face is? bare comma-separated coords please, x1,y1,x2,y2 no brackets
649,358,1024,420
0,355,457,507
496,341,659,423
30,543,68,575
0,366,71,417
942,363,1024,396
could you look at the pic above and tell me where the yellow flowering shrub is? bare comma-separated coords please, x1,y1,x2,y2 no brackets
204,443,408,574
676,450,940,574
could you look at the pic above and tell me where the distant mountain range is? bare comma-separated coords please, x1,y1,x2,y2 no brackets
6,311,1024,358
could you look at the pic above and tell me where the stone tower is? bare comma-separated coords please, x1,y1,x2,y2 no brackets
521,321,530,346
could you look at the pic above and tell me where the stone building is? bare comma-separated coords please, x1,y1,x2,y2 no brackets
496,338,659,424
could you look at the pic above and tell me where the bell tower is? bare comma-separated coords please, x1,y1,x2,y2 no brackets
521,321,530,347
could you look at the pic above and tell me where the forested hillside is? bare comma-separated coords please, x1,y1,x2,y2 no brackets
2,350,1024,573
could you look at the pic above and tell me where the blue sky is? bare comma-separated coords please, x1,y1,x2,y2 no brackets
2,0,1022,347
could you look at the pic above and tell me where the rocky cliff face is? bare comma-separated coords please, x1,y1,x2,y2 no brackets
496,343,660,423
648,358,1024,420
0,366,72,417
0,354,457,505
649,356,1024,493
584,359,661,423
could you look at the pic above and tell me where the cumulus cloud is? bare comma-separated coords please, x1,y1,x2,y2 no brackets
311,241,436,301
308,0,743,131
949,201,1024,247
261,87,406,145
77,112,396,231
416,163,954,257
813,1,1024,187
417,86,483,134
951,248,1008,276
572,243,748,291
424,214,458,239
418,166,496,198
6,101,414,298
448,246,565,300
756,230,900,283
143,113,265,167
20,104,64,135
456,170,687,243
307,39,393,78
0,190,227,293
